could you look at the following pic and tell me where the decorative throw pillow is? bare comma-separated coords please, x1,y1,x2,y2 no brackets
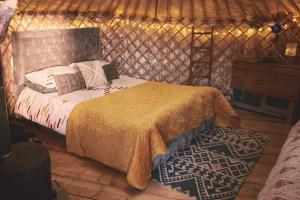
102,63,119,82
25,65,79,93
53,72,86,95
71,60,108,89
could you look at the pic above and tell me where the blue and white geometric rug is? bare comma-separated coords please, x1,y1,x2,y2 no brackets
151,125,268,200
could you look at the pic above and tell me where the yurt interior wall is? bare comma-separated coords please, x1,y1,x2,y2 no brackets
2,0,300,112
2,1,300,200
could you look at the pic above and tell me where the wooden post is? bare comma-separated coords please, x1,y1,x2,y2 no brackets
188,26,195,85
0,60,11,158
0,0,18,158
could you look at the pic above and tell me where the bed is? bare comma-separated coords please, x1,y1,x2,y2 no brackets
12,28,240,189
15,75,146,135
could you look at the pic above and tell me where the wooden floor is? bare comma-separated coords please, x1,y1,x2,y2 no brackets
15,108,292,200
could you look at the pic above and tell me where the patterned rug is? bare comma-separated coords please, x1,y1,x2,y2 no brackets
151,125,268,200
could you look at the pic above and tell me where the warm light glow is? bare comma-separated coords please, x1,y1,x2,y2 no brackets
176,24,182,30
285,43,298,56
249,28,255,33
12,15,284,41
232,29,242,37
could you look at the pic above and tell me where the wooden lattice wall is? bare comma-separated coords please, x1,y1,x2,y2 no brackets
1,11,300,113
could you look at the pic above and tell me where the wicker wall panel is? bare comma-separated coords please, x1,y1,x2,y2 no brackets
1,12,300,113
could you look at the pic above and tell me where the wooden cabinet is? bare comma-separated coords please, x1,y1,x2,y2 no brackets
231,60,300,123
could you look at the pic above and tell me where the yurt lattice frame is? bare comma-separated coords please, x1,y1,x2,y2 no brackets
2,0,300,113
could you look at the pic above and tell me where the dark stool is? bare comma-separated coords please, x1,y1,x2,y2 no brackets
0,142,52,200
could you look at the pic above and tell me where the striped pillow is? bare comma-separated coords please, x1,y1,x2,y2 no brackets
25,65,79,93
53,72,86,95
25,77,57,93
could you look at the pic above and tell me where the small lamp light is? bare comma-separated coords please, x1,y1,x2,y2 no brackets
285,43,298,57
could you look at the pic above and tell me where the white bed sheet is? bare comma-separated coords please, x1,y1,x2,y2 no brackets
15,75,146,135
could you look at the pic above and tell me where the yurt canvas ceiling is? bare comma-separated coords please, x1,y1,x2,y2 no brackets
17,0,300,24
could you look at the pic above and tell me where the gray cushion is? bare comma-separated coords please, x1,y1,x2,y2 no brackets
53,72,86,95
102,63,119,82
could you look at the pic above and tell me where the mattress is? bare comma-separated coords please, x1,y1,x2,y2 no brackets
14,75,146,135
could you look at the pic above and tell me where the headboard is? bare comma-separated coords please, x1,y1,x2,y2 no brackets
12,27,100,86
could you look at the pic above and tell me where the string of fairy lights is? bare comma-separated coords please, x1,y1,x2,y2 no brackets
107,16,299,37
10,13,300,39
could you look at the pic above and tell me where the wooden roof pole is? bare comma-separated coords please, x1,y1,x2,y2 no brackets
63,0,77,13
22,0,43,30
155,0,159,20
288,0,300,15
48,0,70,26
96,0,102,14
190,0,194,21
234,0,247,21
179,0,183,21
18,0,34,13
14,0,34,33
200,0,208,22
261,0,275,20
142,0,150,19
66,0,86,28
40,0,60,17
35,0,58,30
278,0,291,15
85,0,97,13
82,0,96,13
251,0,264,20
69,0,84,13
110,0,122,17
224,0,233,21
167,0,170,22
77,0,96,27
123,0,132,17
212,0,221,22
132,0,142,18
54,0,69,14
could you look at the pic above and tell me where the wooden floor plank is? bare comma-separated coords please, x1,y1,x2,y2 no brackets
15,108,292,200
237,182,264,200
68,194,95,200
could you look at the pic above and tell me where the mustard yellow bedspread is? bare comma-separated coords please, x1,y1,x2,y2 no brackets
66,82,240,189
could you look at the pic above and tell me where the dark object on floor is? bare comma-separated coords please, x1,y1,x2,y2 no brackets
53,179,70,200
152,125,268,200
0,143,52,200
10,123,41,144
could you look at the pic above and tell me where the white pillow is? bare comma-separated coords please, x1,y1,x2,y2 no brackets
71,60,108,89
25,65,79,93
